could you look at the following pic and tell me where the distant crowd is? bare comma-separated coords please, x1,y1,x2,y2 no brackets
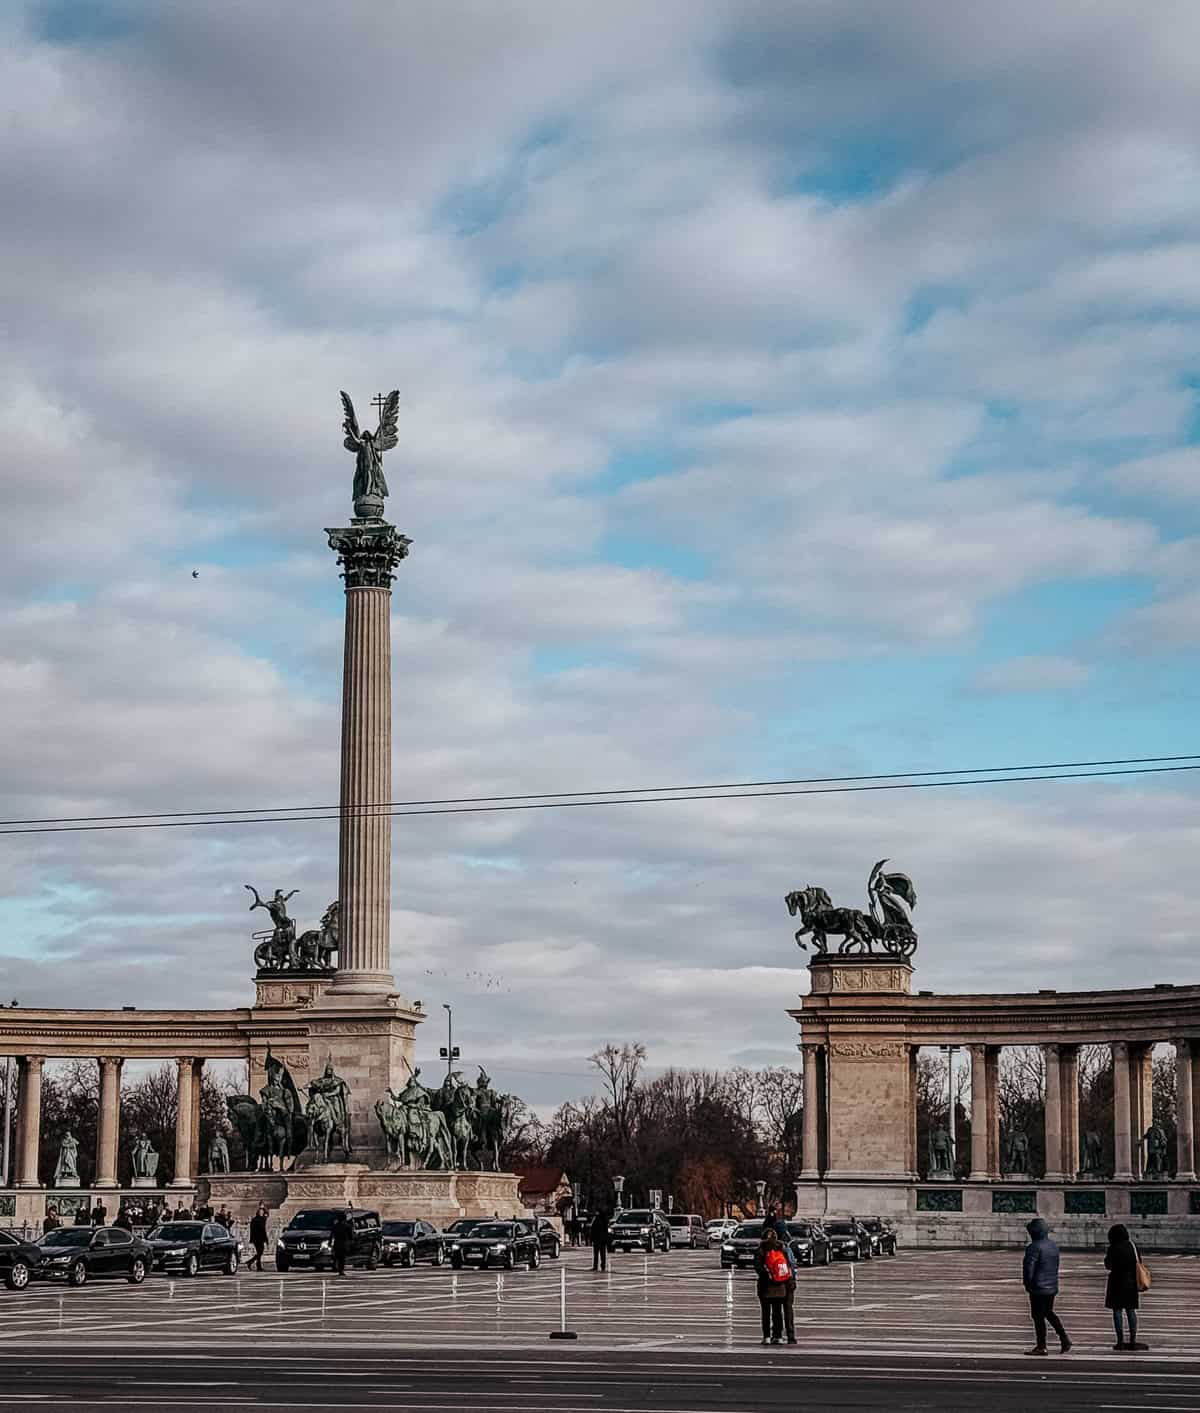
41,1200,240,1234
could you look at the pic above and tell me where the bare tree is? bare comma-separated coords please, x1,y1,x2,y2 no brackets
588,1042,646,1150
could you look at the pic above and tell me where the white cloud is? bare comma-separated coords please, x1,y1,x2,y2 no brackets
968,656,1093,695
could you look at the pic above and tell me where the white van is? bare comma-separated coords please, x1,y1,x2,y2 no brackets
667,1214,708,1248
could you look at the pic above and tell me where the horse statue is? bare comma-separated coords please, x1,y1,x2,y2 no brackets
471,1069,505,1171
785,860,918,957
295,900,339,970
226,1095,267,1171
376,1081,455,1169
429,1072,475,1169
305,1088,349,1164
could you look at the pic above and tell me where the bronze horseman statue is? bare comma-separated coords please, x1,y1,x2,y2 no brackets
785,859,918,956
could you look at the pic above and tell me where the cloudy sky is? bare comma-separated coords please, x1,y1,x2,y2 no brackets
3,1,1200,1107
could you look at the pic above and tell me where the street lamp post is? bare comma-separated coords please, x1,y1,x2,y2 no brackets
755,1178,766,1214
939,1045,960,1173
438,1003,460,1080
613,1174,625,1213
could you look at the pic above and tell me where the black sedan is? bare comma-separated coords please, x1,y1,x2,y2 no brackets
36,1226,151,1286
824,1219,870,1261
144,1221,240,1276
786,1221,832,1267
860,1217,898,1256
519,1218,562,1259
381,1220,446,1267
449,1220,540,1270
719,1221,765,1269
0,1229,47,1291
441,1218,485,1241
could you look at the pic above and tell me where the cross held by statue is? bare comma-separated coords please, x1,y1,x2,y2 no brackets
371,393,388,420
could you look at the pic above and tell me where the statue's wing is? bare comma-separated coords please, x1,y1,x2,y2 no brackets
881,871,917,909
340,390,362,449
374,389,400,452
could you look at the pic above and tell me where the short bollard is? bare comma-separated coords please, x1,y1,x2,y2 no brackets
549,1265,577,1340
849,1262,856,1299
168,1280,175,1301
321,1281,327,1320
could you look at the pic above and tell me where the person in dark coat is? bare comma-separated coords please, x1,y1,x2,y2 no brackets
331,1208,352,1277
113,1207,133,1231
765,1205,790,1242
1022,1218,1071,1355
91,1202,107,1226
753,1229,796,1346
43,1206,60,1235
249,1205,269,1271
73,1204,90,1226
1104,1223,1145,1351
590,1210,610,1271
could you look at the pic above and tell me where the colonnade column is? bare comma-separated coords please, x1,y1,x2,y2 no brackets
15,1057,44,1187
969,1045,989,1180
1060,1045,1080,1180
188,1058,203,1180
985,1046,1002,1179
1042,1044,1065,1181
94,1057,123,1188
799,1043,821,1179
172,1057,194,1187
1112,1041,1134,1181
1176,1041,1196,1182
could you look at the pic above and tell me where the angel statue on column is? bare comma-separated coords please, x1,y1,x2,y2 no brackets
340,389,400,517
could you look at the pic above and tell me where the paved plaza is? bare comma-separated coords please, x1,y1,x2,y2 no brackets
1,1246,1200,1409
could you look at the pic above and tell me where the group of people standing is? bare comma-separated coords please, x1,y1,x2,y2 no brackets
1022,1218,1149,1354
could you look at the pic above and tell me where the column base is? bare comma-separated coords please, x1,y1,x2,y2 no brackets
798,1169,821,1181
1175,1171,1197,1183
168,1178,196,1189
968,1171,990,1181
326,971,399,998
93,1179,117,1189
1043,1172,1068,1183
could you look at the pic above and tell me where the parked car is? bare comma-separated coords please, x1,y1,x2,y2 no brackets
0,1229,48,1291
859,1217,897,1257
785,1221,831,1267
380,1220,445,1267
521,1218,562,1259
667,1214,708,1248
448,1220,540,1270
610,1208,672,1253
706,1218,738,1244
824,1219,870,1261
720,1221,765,1269
275,1208,382,1273
36,1225,151,1286
441,1218,486,1241
144,1220,239,1276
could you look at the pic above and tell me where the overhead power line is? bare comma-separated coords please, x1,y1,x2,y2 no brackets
1,757,1197,838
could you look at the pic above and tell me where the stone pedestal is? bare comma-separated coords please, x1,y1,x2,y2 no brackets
131,1176,158,1189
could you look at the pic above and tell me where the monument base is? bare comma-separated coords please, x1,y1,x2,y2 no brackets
198,1168,527,1226
797,1176,1200,1249
131,1176,158,1189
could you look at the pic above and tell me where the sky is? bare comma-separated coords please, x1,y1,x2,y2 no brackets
3,1,1200,1109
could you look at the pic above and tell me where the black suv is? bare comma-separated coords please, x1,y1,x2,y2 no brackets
144,1220,240,1276
381,1220,446,1267
0,1229,48,1290
609,1208,672,1253
275,1208,382,1272
449,1220,540,1269
36,1226,151,1286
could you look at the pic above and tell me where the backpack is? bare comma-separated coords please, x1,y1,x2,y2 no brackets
764,1247,792,1282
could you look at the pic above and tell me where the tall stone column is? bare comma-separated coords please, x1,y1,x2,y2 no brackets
1060,1045,1080,1180
172,1057,194,1187
969,1044,989,1180
94,1057,123,1188
799,1043,821,1179
188,1058,203,1180
326,520,411,996
985,1047,1002,1179
1112,1041,1133,1181
1042,1044,1065,1181
1175,1041,1196,1182
15,1057,43,1187
907,1045,920,1178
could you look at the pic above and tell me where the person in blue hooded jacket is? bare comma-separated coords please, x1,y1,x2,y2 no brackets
1022,1218,1072,1355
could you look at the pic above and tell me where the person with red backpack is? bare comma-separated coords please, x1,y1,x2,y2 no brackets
754,1229,797,1345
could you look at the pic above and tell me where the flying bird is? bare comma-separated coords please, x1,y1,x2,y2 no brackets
191,570,199,578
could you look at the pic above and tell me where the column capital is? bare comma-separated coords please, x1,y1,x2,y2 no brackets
99,1055,123,1073
176,1055,194,1075
326,521,411,589
968,1042,987,1060
24,1055,44,1073
1112,1040,1129,1059
1176,1039,1193,1060
1042,1042,1061,1059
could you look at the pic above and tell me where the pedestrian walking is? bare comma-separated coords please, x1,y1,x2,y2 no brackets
1104,1223,1147,1352
590,1209,610,1271
249,1204,268,1271
1022,1218,1071,1356
754,1230,796,1346
332,1207,352,1277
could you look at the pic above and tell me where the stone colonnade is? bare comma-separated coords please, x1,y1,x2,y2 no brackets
10,1053,208,1189
799,1036,1198,1181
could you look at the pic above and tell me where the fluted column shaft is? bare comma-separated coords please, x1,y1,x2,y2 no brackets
1043,1044,1065,1181
188,1058,203,1180
172,1057,194,1187
985,1047,1002,1179
1061,1046,1080,1180
1112,1041,1133,1180
969,1044,989,1180
95,1057,123,1188
800,1044,821,1179
16,1057,43,1187
1176,1042,1195,1181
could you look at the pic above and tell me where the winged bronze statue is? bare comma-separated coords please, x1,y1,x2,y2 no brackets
341,390,399,515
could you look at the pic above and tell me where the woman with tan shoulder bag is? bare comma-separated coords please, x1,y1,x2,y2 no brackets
1104,1224,1147,1351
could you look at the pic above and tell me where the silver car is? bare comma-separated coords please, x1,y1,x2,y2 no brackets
667,1214,708,1248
